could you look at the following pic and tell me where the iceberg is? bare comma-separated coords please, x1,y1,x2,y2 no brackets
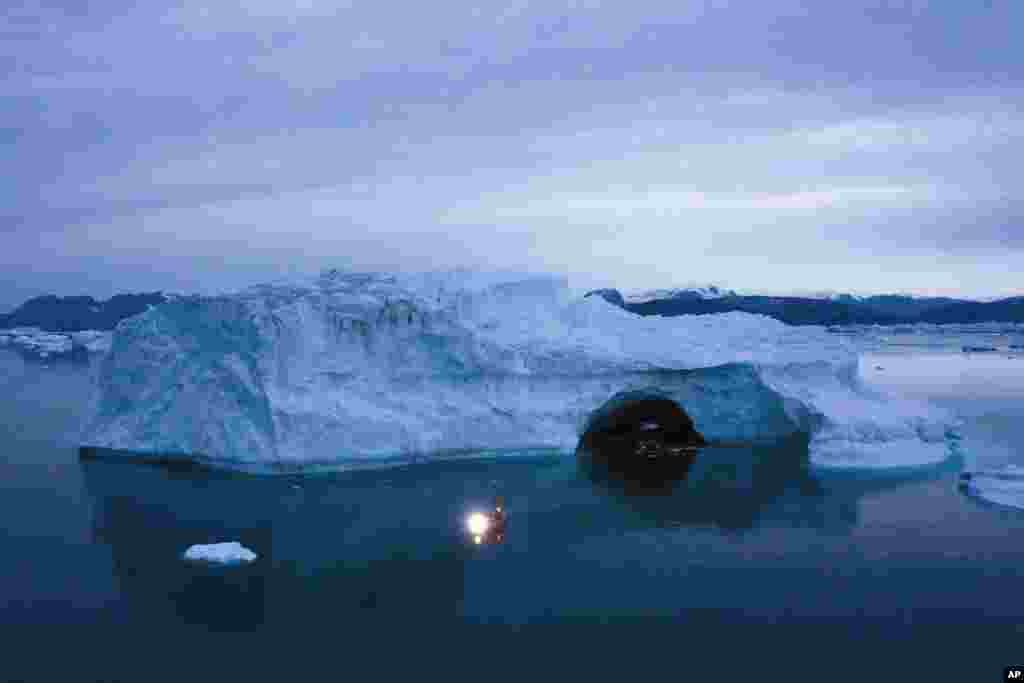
959,466,1024,510
183,541,258,565
79,269,957,471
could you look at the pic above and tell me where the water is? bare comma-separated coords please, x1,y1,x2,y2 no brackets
2,345,1024,681
860,349,1024,471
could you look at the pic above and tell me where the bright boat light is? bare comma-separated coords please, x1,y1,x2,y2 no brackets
467,512,490,536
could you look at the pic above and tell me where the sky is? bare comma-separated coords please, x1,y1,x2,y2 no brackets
3,0,1023,309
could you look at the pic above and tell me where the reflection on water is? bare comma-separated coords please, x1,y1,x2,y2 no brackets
2,346,1021,642
74,435,975,632
81,460,478,632
575,434,960,535
860,352,1024,405
9,349,1024,677
89,482,270,631
859,352,1024,472
578,437,818,531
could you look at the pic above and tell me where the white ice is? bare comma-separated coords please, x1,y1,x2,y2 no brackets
183,541,258,565
0,327,112,357
80,269,958,471
961,465,1024,510
0,328,73,357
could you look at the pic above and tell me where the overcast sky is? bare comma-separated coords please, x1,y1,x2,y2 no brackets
3,0,1022,308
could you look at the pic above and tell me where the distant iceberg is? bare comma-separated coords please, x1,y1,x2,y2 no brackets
0,327,112,358
183,542,257,565
79,269,958,472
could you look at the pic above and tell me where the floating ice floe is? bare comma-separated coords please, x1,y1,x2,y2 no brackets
182,542,258,565
959,466,1024,510
80,269,959,472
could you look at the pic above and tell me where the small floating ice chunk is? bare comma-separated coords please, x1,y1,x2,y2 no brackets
183,541,257,565
960,465,1024,510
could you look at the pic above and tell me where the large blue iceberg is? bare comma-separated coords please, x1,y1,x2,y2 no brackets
80,269,957,472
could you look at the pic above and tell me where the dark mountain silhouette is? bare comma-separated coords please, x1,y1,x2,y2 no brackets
856,295,964,318
0,293,167,332
6,287,1022,333
583,288,626,308
919,297,1024,324
586,289,1024,326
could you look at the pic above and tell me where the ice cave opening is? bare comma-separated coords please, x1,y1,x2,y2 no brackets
579,390,707,462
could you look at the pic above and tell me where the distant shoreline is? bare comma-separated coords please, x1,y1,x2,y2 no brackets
587,289,1024,326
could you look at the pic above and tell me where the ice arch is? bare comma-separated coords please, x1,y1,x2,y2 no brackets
580,390,706,448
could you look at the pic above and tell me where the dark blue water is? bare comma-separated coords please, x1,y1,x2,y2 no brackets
2,349,1024,682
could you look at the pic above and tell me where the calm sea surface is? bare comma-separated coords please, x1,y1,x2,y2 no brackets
1,344,1023,682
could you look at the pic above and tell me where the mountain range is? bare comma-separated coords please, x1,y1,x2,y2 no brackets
3,286,1023,333
587,288,1024,326
0,293,168,332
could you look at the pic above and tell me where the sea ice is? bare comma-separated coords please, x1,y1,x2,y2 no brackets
959,466,1024,510
183,541,258,565
80,269,958,471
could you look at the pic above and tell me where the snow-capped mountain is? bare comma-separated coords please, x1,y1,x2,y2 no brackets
80,268,956,472
596,287,1024,326
623,285,738,305
791,291,865,302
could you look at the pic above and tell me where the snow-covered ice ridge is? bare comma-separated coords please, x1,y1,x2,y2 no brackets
0,328,112,358
80,269,958,471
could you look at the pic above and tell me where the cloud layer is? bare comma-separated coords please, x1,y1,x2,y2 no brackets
3,1,1023,306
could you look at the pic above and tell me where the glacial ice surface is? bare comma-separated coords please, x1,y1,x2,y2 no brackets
80,269,958,471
